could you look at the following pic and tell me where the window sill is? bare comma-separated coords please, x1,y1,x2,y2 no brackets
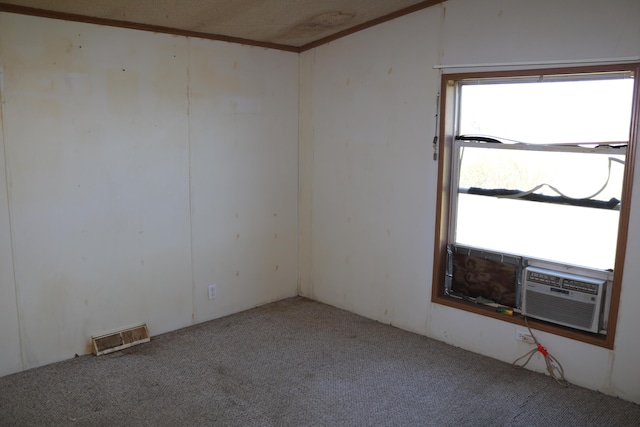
432,294,612,349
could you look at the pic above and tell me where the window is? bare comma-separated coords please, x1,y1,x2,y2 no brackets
432,64,639,348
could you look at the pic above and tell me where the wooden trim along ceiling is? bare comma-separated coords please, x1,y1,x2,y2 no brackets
0,2,298,53
298,0,446,51
0,0,447,53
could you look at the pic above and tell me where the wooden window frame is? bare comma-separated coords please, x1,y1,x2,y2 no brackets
431,63,640,349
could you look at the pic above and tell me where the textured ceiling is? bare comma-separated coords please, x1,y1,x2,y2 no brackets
0,0,444,51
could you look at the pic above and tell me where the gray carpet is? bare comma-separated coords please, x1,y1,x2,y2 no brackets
1,296,638,426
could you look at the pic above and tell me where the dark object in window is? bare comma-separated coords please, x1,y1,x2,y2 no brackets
466,187,620,210
451,253,517,307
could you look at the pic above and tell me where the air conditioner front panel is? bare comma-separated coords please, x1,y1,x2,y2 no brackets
523,267,605,333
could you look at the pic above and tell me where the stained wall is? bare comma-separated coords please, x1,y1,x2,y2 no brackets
299,0,640,403
0,12,299,373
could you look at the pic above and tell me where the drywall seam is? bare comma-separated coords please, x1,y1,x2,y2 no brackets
0,53,24,371
186,37,196,325
296,52,301,296
297,49,316,299
308,50,316,299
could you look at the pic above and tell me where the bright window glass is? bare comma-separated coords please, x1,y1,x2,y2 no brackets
453,75,634,270
459,77,634,144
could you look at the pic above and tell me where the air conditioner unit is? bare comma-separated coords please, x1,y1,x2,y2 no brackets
522,266,606,333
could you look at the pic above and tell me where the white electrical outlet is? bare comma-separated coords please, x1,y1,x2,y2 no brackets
515,330,534,343
208,284,217,300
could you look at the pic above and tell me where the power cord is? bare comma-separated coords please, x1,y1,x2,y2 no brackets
512,317,569,386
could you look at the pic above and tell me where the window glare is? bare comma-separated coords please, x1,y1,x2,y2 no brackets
458,148,625,201
459,79,634,144
455,195,619,270
454,147,624,270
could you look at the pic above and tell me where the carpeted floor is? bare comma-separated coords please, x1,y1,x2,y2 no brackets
1,296,639,426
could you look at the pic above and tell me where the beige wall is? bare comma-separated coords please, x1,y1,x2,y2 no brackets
0,12,299,372
2,0,640,406
299,7,441,331
0,83,23,377
300,0,640,403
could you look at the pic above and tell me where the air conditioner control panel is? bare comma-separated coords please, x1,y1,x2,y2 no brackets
526,269,600,295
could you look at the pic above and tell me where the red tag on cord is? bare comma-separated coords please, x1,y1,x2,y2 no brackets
537,343,549,357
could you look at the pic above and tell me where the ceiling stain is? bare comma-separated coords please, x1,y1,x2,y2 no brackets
0,0,444,49
296,11,357,32
272,10,357,44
